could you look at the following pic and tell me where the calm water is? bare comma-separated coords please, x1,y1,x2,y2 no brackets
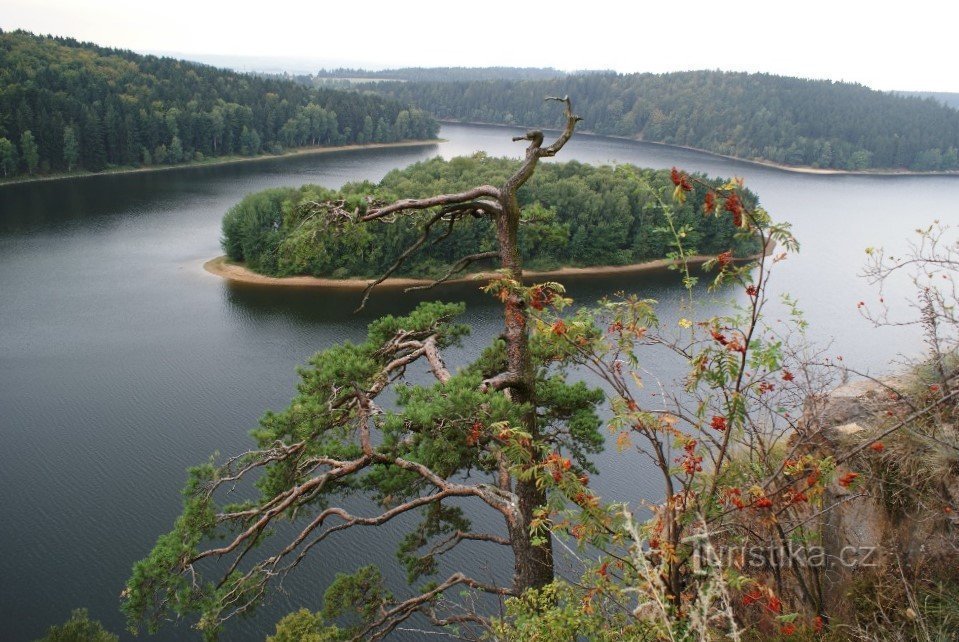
1,124,956,640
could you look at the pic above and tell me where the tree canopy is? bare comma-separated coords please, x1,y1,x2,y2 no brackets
34,609,117,642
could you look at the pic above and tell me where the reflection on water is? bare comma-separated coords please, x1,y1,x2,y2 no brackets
0,124,956,641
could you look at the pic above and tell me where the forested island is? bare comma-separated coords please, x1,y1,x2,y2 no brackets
221,154,758,280
366,70,959,171
0,30,437,180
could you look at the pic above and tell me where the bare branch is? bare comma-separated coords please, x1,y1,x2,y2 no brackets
836,387,959,463
361,186,501,222
541,96,583,156
357,572,513,642
404,251,500,293
506,96,582,196
426,530,511,559
355,209,448,312
356,205,499,312
194,453,373,562
480,370,525,394
422,336,452,383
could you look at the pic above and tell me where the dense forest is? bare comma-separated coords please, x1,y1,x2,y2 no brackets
370,71,959,171
0,30,437,178
222,154,757,279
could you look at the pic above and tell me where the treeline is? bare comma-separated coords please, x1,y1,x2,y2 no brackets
222,154,757,279
311,67,572,82
371,71,959,171
897,91,959,111
0,30,438,178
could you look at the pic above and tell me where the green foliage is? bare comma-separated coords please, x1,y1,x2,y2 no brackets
34,608,118,642
0,30,438,178
121,464,219,636
321,566,392,626
169,135,184,164
220,186,290,269
489,580,651,641
0,136,17,176
374,71,959,170
20,129,38,174
62,125,78,171
223,155,757,279
267,609,344,642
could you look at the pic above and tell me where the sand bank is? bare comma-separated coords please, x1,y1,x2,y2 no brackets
204,249,767,290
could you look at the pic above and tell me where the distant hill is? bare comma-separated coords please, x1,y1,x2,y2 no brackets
895,91,959,111
0,30,438,178
370,71,959,171
312,67,577,82
281,67,595,90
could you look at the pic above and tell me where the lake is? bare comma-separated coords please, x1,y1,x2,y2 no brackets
1,124,955,640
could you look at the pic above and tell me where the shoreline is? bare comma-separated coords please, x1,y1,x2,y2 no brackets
0,139,442,188
203,247,767,290
440,120,959,177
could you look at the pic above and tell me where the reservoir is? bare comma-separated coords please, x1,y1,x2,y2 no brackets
1,124,955,640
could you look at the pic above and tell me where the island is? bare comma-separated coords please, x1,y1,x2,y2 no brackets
211,155,761,285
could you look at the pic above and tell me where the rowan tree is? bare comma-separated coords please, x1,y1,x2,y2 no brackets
123,98,605,640
490,174,959,641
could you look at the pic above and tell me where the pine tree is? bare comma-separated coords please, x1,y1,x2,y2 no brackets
124,98,588,640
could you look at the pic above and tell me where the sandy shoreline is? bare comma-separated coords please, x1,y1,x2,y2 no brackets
204,251,760,290
0,139,442,188
441,120,959,177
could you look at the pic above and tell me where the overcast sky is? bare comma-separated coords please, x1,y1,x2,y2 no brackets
3,0,957,92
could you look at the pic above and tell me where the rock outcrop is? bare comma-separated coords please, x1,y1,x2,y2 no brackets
805,376,959,608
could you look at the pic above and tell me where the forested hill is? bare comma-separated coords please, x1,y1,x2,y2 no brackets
371,71,959,171
0,30,437,178
222,154,758,279
310,67,574,82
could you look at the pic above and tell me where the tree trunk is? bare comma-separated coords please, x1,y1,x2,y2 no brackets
497,185,554,591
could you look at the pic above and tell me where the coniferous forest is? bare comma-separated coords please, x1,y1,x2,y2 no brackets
369,71,959,171
0,30,438,178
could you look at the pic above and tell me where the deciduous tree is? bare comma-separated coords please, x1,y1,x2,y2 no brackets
0,137,18,177
20,129,39,175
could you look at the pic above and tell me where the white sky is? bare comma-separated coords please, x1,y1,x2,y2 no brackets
3,0,958,92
